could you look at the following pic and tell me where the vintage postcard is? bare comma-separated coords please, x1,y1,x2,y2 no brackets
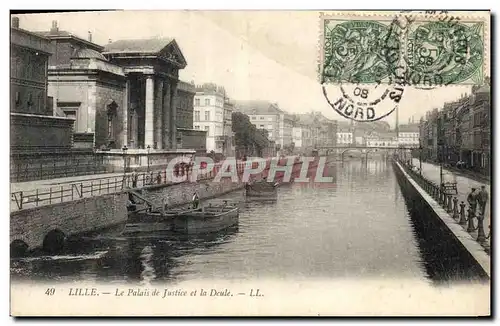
9,10,491,316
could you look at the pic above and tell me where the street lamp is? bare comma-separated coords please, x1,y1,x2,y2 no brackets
146,145,151,173
419,144,423,175
122,145,128,176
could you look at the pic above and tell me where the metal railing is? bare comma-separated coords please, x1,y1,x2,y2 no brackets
10,160,267,211
397,159,490,245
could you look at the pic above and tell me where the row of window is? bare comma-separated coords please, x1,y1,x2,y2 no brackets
194,97,225,108
251,116,274,121
193,110,226,122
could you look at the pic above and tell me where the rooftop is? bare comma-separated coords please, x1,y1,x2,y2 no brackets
233,100,284,115
398,123,419,133
36,21,103,51
103,37,174,54
74,48,107,61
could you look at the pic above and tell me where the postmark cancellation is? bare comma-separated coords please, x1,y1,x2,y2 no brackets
318,11,490,122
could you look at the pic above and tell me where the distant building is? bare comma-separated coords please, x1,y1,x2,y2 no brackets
366,132,398,148
223,99,235,156
10,17,74,153
336,121,353,146
294,111,336,150
193,83,234,155
176,81,207,153
233,100,294,150
397,122,419,147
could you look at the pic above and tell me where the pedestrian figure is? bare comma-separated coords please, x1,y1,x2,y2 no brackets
478,185,489,217
131,170,138,188
467,187,478,217
156,171,162,184
192,192,200,209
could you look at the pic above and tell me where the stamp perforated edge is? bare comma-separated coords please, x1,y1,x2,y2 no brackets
317,10,491,87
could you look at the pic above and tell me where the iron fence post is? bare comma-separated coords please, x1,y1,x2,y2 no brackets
459,201,467,225
477,215,486,243
467,205,476,232
452,197,458,219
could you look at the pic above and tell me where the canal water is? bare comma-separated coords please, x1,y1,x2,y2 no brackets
10,158,487,286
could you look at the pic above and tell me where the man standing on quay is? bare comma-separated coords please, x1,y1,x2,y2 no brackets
467,188,478,217
478,185,489,217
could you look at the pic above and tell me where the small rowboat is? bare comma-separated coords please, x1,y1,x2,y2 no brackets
123,203,239,235
245,180,278,198
172,205,239,234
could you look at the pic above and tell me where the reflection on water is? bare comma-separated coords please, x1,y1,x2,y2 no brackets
10,159,487,286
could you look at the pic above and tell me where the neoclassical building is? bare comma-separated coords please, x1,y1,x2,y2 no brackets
40,20,204,154
103,37,187,150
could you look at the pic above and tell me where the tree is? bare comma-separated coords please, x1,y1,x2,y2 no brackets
232,112,271,157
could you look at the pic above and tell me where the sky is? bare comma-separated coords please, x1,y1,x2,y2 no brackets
14,10,478,128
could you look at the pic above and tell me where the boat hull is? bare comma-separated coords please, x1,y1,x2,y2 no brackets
246,182,278,198
172,207,239,235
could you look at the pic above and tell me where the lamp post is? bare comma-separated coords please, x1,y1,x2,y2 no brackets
122,145,128,175
419,145,423,175
146,145,151,173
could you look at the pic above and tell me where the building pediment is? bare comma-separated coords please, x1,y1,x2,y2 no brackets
157,40,187,69
103,38,187,69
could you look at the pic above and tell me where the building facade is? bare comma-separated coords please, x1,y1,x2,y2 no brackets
366,132,398,148
193,83,233,154
222,99,235,156
37,20,206,153
419,83,490,175
10,17,74,153
397,123,419,147
176,81,207,153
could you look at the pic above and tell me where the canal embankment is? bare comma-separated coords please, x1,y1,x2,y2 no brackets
392,159,490,280
10,157,308,255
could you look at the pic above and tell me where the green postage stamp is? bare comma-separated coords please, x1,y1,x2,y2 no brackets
319,11,490,86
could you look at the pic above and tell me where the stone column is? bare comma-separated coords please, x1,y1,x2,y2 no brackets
162,80,171,149
122,78,129,147
144,75,155,148
170,81,178,149
154,78,164,149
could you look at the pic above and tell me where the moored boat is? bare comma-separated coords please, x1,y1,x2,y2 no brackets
172,205,239,235
122,207,201,234
245,180,278,198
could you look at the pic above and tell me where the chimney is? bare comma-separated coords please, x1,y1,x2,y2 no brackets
88,31,92,42
50,20,58,33
11,17,20,28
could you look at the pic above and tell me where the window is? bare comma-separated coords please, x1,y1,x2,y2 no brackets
268,117,273,121
260,116,265,120
194,110,200,121
251,116,256,120
268,125,273,129
195,98,200,106
27,93,33,109
204,125,210,135
205,111,210,121
259,125,264,128
194,125,200,130
205,99,210,106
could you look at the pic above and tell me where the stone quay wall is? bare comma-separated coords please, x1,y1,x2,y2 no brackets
10,192,129,252
392,160,490,280
10,158,308,253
